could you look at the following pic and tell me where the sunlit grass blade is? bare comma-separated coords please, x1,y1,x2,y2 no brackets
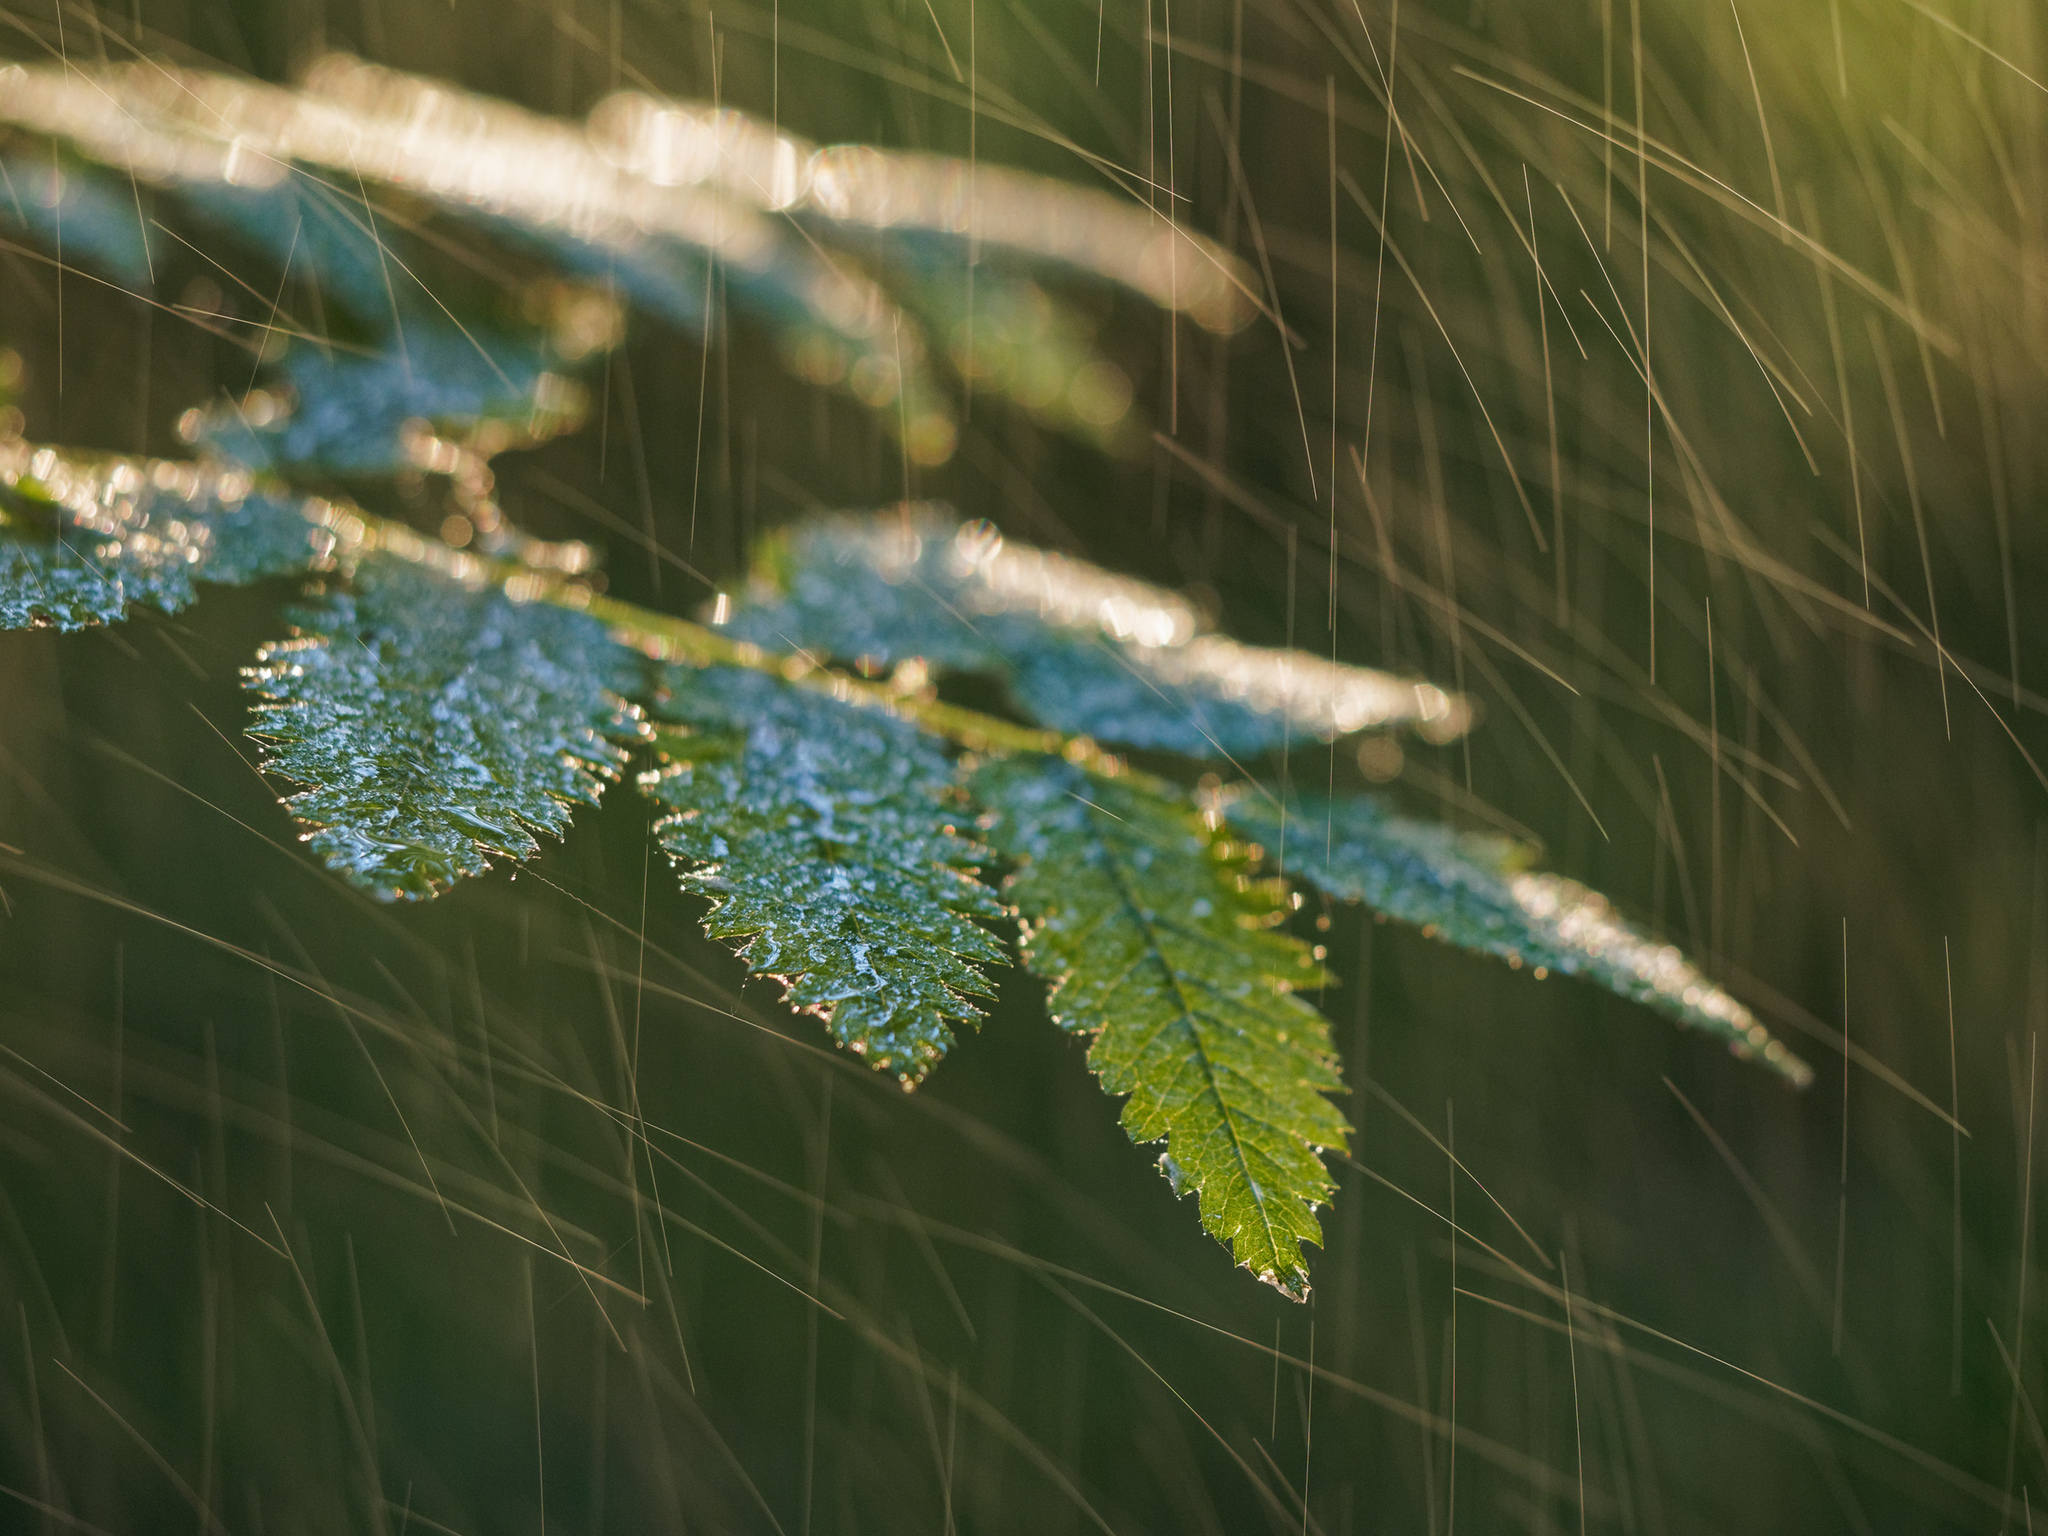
973,754,1347,1298
643,664,1009,1084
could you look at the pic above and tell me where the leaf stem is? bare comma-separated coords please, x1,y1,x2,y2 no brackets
331,496,1101,765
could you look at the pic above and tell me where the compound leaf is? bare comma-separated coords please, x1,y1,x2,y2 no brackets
1233,793,1813,1086
644,665,1008,1083
244,554,643,901
973,754,1347,1298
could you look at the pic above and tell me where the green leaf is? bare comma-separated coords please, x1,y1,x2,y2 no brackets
1231,792,1813,1087
0,153,155,287
244,554,644,901
196,325,583,476
1,445,322,631
876,244,1138,451
176,172,410,326
721,512,1006,674
722,510,1470,759
644,665,1009,1083
973,755,1347,1298
0,57,961,465
589,89,1254,331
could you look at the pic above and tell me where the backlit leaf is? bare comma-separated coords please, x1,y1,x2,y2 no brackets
722,510,1469,758
973,754,1347,1297
0,443,322,632
0,154,155,287
1231,792,1813,1087
644,665,1008,1083
177,171,409,325
197,325,583,476
244,554,644,900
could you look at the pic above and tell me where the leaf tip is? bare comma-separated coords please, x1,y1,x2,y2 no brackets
1259,1266,1312,1304
1157,1150,1188,1198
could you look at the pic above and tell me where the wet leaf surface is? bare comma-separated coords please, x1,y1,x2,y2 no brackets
974,755,1348,1297
244,554,643,900
721,513,1303,756
1232,792,1812,1086
198,324,573,475
724,510,1465,757
0,445,322,632
645,665,1009,1083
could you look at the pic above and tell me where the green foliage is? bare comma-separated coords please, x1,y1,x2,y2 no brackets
879,245,1140,452
0,423,1804,1284
1230,793,1813,1087
0,53,1807,1304
0,446,320,631
0,54,1219,466
3,4,2039,1525
644,664,1008,1082
176,171,414,325
0,407,1804,1286
721,508,1280,755
724,510,1463,758
197,323,582,476
721,511,1006,673
0,153,155,286
244,554,644,900
974,755,1347,1298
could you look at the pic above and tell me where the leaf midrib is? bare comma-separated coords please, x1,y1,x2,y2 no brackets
1085,807,1295,1280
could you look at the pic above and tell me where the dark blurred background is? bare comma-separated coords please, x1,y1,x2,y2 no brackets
2,0,2045,1530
